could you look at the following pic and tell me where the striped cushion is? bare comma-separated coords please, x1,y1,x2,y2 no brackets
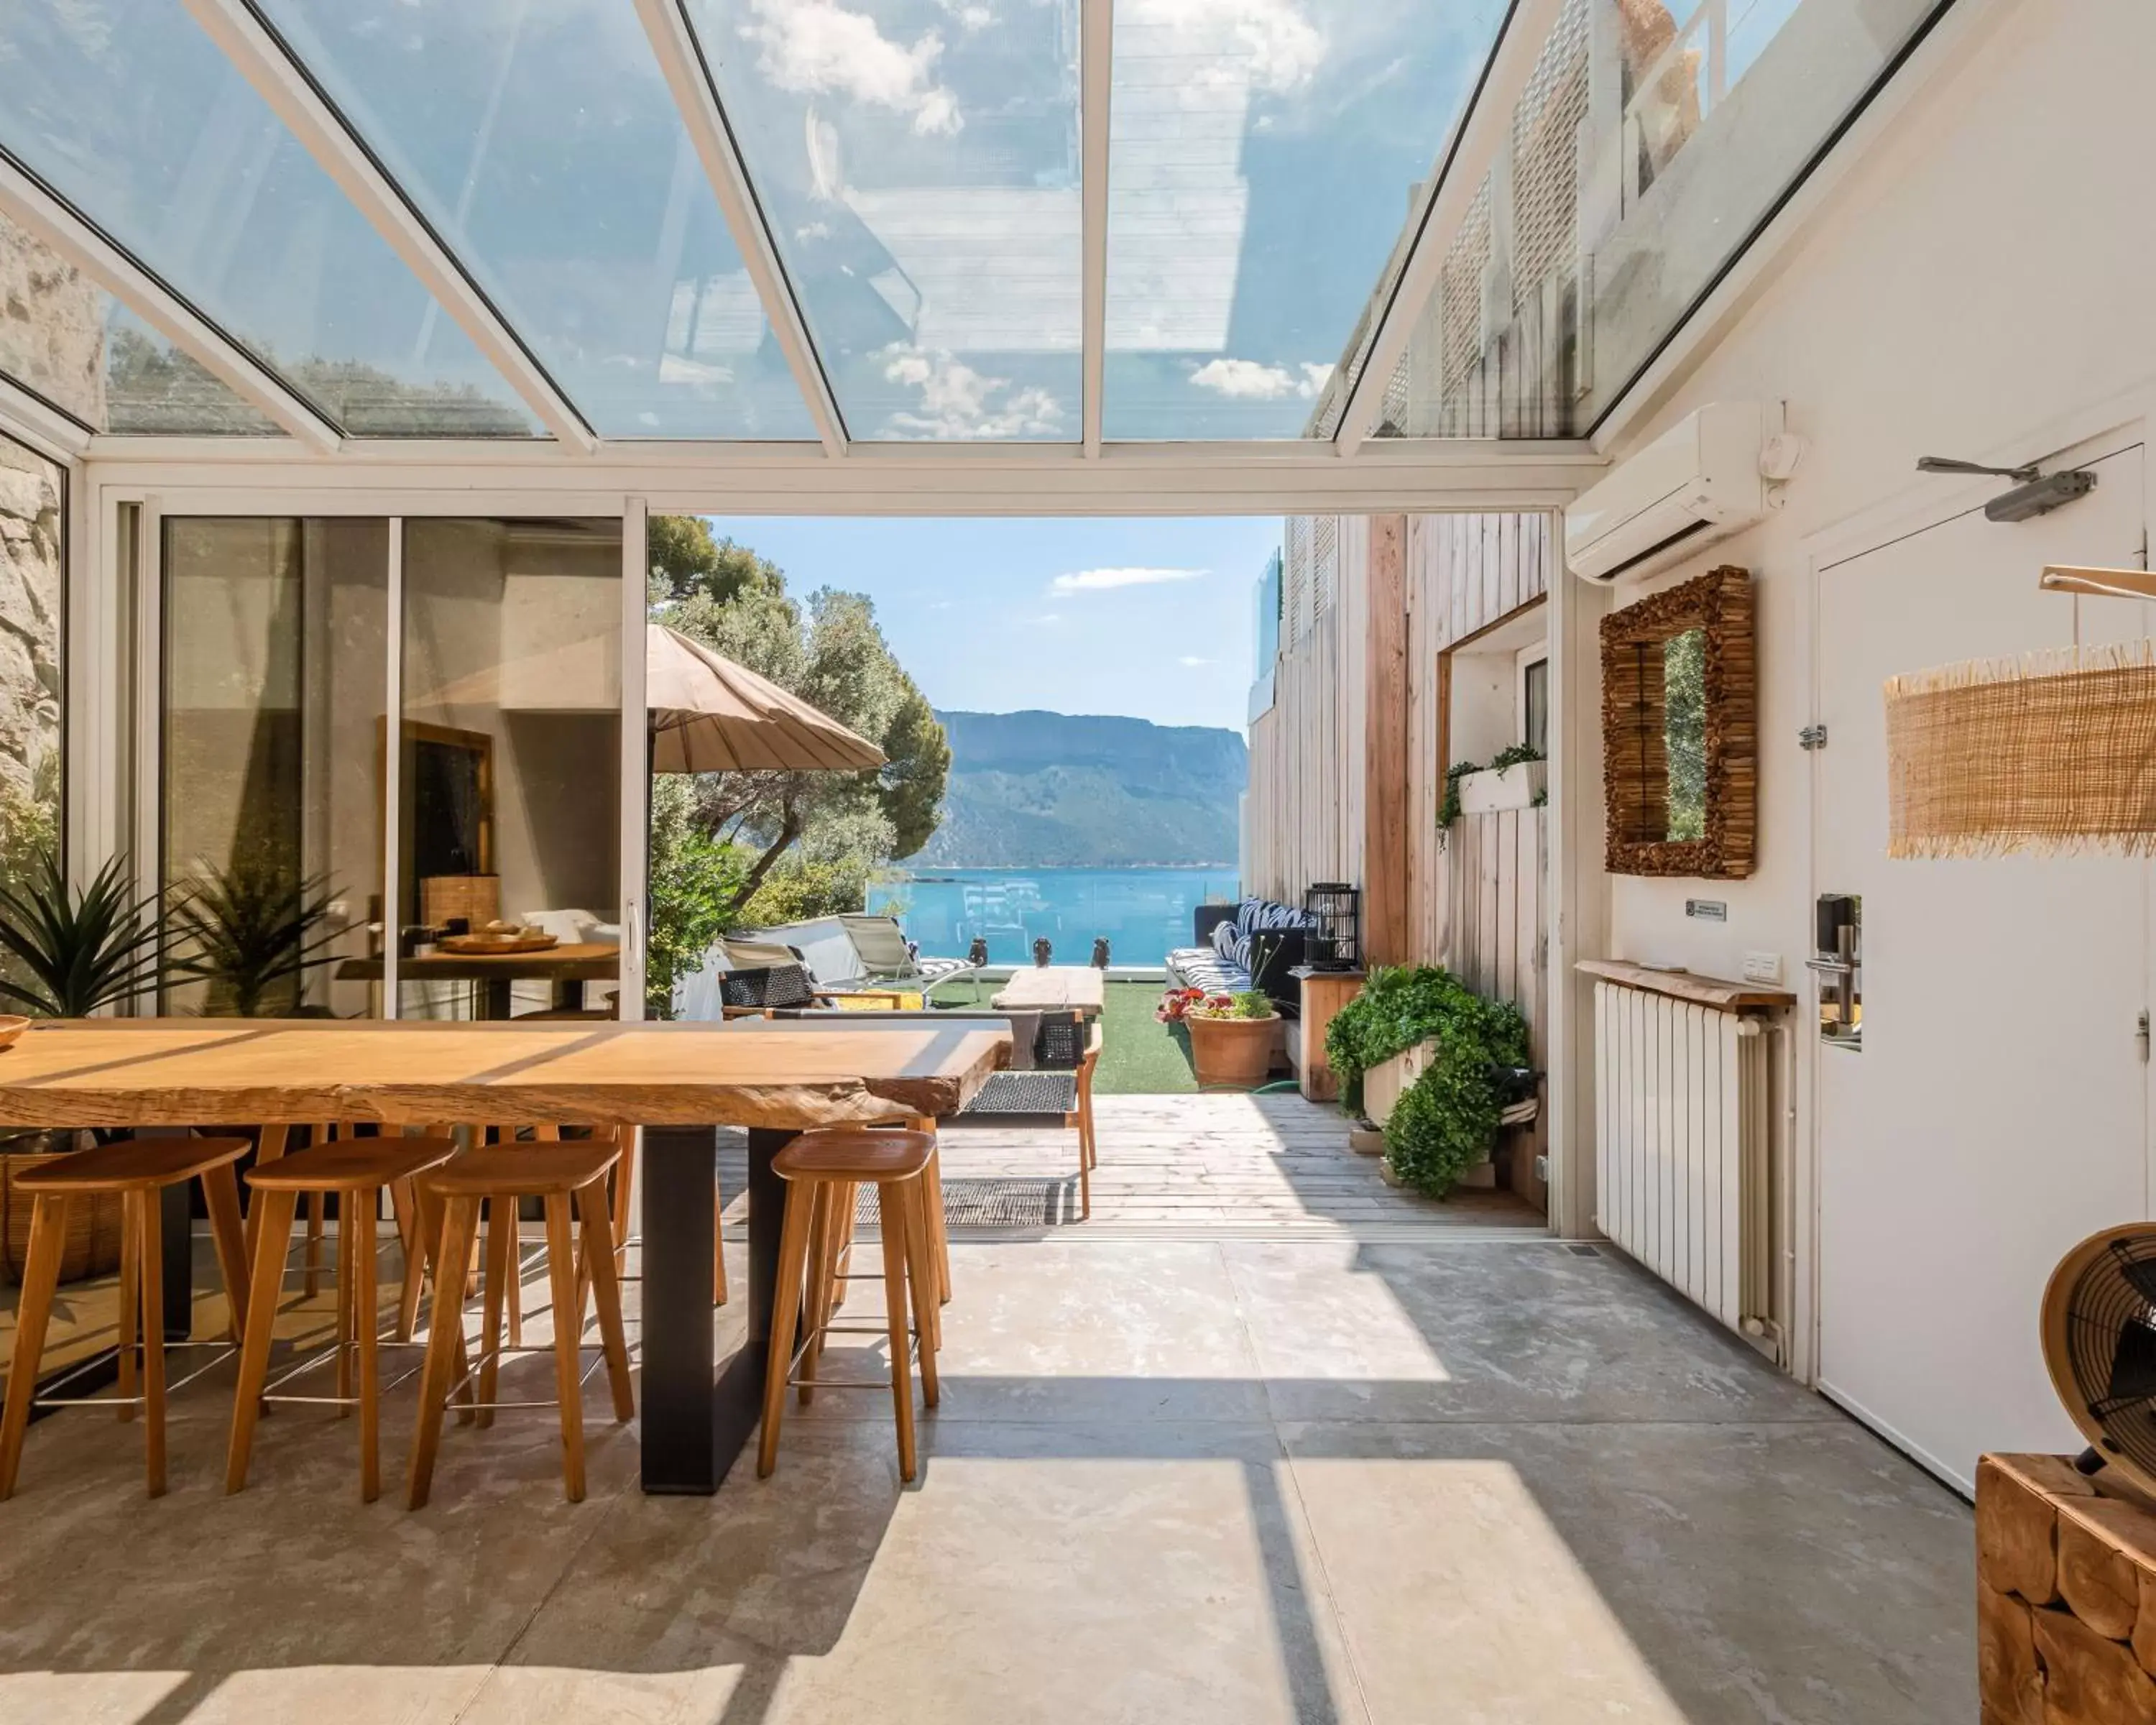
1168,947,1252,993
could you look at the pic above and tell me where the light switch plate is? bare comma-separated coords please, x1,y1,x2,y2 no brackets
1741,950,1783,985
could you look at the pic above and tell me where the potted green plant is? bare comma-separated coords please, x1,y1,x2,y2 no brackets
1166,986,1279,1089
166,850,341,1017
0,847,166,1282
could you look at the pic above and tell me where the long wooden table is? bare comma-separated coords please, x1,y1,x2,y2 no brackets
0,1019,1008,1493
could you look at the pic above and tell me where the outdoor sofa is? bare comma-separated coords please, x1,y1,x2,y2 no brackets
1165,897,1315,1012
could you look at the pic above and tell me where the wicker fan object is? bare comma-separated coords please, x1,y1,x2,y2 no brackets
2042,1224,2156,1499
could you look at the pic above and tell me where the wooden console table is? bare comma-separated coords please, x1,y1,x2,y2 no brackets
1977,1451,2156,1721
1290,967,1364,1103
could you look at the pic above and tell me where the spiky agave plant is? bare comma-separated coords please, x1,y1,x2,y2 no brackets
166,851,341,1018
0,849,167,1017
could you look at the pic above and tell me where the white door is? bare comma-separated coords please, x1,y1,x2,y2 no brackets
1813,443,2150,1491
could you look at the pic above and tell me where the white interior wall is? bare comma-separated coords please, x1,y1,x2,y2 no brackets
1586,0,2156,1386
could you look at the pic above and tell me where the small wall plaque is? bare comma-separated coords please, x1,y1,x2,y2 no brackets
1685,899,1728,921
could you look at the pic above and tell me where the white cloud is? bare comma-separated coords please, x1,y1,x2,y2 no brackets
1178,655,1213,667
935,0,996,28
1051,566,1207,595
878,345,1067,439
741,0,963,136
1188,356,1335,400
1125,0,1325,93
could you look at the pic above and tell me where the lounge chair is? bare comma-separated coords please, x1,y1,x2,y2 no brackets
836,914,979,998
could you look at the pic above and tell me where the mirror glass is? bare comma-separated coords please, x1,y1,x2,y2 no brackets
1664,627,1707,841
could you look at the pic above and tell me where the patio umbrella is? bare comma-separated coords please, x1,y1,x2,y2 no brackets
647,623,886,774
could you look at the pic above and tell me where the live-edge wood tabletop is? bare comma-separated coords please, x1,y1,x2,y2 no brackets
0,1018,1010,1131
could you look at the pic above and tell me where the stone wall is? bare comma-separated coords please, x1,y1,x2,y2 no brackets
0,213,106,428
0,436,62,822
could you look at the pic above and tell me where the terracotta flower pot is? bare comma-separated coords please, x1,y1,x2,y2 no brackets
1187,1013,1278,1089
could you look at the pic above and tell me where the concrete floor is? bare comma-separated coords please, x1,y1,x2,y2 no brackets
0,1105,1976,1723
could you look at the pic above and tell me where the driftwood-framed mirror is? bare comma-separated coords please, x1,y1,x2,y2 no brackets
1600,564,1756,878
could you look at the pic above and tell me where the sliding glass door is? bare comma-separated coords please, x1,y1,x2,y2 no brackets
157,512,632,1021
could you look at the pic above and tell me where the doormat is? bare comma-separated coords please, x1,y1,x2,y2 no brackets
850,1176,1081,1230
1886,640,2156,857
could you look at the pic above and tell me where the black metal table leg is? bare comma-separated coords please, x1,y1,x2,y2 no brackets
640,1123,796,1494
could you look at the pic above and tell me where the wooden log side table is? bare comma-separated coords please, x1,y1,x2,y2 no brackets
1976,1452,2156,1723
1289,967,1365,1103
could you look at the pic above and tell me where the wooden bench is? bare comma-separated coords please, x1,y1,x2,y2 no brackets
1977,1452,2156,1723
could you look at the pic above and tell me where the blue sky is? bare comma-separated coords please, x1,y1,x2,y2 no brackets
702,515,1277,732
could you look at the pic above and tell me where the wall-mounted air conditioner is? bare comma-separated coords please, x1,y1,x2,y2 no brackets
1567,402,1768,584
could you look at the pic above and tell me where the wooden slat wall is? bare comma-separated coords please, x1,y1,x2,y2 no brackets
1244,517,1370,904
1249,510,1554,1205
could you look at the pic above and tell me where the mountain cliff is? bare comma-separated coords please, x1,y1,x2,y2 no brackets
916,709,1246,867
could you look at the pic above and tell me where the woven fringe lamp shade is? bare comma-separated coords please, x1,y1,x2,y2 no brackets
1886,643,2156,857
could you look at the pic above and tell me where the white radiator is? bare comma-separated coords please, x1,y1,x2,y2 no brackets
1593,980,1783,1351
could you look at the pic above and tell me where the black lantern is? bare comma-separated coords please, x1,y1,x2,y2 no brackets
1090,937,1110,969
967,936,990,968
1032,937,1054,967
1303,883,1361,971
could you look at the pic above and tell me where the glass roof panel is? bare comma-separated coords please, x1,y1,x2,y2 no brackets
0,2,540,437
1103,0,1508,441
1348,0,1941,441
692,0,1082,441
0,211,282,434
251,0,816,441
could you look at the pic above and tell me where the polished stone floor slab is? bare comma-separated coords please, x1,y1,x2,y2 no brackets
0,1220,1972,1724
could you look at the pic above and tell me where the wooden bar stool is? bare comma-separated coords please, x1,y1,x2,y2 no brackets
758,1128,941,1484
406,1136,635,1508
0,1135,253,1499
224,1133,461,1501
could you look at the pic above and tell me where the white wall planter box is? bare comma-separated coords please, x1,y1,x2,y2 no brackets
1362,1037,1496,1186
1457,760,1547,814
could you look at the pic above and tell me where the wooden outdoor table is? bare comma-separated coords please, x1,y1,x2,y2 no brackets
0,1018,1008,1494
336,942,621,1018
991,965,1107,1016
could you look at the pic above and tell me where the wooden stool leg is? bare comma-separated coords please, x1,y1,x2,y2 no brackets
478,1195,514,1430
391,1179,428,1342
578,1186,635,1422
226,1187,298,1494
414,1182,476,1425
138,1186,167,1498
797,1182,837,1407
615,1127,637,1276
0,1194,68,1499
830,1188,857,1313
356,1185,382,1501
407,1193,481,1510
900,1178,941,1410
878,1187,917,1484
244,1125,289,1263
756,1182,815,1479
712,1176,729,1306
116,1192,139,1420
387,1177,421,1341
542,1193,586,1501
202,1161,250,1342
333,1197,355,1415
910,1118,951,1305
305,1187,325,1300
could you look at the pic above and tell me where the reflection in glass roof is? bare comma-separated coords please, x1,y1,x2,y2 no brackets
0,2,539,437
0,211,280,435
1334,0,1941,441
1104,0,1508,441
252,0,816,441
0,0,1955,450
695,0,1082,441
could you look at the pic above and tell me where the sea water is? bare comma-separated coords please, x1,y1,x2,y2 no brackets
868,866,1240,969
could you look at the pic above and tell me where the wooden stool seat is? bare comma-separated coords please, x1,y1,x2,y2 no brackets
423,1139,621,1197
773,1128,935,1182
226,1136,461,1502
0,1133,254,1500
406,1137,635,1507
11,1134,251,1190
245,1136,458,1191
760,1127,941,1483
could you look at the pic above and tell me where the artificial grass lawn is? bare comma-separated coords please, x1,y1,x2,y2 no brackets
931,978,1197,1094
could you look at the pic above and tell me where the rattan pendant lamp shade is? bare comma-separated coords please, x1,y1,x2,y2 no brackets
1886,641,2156,857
